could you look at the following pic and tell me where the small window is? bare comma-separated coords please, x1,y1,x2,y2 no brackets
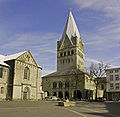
71,50,74,55
53,82,57,88
59,82,63,88
101,84,104,90
115,83,119,89
68,51,70,56
0,68,3,78
115,75,119,80
110,83,114,89
60,53,62,57
65,82,69,88
110,75,113,81
1,87,4,94
64,52,66,56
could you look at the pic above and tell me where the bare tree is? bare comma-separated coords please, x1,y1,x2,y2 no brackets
90,62,108,101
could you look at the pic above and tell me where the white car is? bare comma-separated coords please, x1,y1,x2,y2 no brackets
46,96,60,101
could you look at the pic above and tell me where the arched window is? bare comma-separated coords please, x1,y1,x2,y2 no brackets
0,68,3,78
65,82,69,88
60,52,62,57
64,52,66,56
71,50,74,55
68,51,70,56
24,67,30,80
53,82,57,88
101,84,104,90
59,82,63,88
1,87,4,94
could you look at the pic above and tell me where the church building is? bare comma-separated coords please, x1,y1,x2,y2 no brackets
42,9,103,100
0,50,42,101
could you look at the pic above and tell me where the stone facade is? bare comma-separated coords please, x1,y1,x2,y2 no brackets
42,10,104,100
0,50,42,101
0,65,9,101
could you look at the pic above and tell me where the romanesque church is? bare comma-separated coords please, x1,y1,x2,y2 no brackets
0,50,42,101
42,9,104,100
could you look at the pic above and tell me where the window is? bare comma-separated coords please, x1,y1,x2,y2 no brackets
64,52,66,56
110,83,114,89
110,75,113,81
101,84,104,90
68,59,70,63
115,69,119,73
0,68,3,78
24,67,30,80
1,87,4,94
110,70,113,73
115,75,119,80
59,82,63,88
71,50,74,55
68,51,70,56
65,82,69,88
115,83,119,89
53,82,57,88
60,52,62,57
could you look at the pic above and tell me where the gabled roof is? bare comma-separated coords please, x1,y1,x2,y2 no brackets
0,51,42,69
4,51,27,61
61,9,81,45
42,69,84,78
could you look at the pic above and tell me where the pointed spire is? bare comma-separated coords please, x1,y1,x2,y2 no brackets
61,9,81,44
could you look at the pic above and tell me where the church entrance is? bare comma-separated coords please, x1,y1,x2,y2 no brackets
58,91,63,98
74,90,82,100
23,87,30,100
65,91,69,99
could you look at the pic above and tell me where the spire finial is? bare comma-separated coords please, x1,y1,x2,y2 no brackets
70,8,71,12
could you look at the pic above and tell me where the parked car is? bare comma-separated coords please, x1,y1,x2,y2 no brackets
45,96,60,101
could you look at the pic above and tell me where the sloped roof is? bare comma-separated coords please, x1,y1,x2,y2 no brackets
4,51,27,61
0,51,42,69
61,9,81,45
42,69,84,78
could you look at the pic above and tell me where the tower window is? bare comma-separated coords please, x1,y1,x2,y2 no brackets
60,53,62,57
68,51,70,55
64,52,66,56
71,50,74,55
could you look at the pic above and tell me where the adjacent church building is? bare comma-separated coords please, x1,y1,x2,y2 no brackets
0,50,42,101
42,9,104,100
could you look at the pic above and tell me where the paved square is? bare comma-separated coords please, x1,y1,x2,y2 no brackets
0,101,120,117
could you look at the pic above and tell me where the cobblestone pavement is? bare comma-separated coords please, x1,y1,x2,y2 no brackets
0,101,120,117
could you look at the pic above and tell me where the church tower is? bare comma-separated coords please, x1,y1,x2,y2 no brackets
57,9,85,72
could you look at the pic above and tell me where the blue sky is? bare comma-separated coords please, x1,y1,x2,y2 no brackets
0,0,120,76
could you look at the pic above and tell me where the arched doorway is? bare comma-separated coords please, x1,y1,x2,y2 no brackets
53,92,57,96
23,87,30,100
74,90,82,100
65,91,69,99
58,91,63,98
